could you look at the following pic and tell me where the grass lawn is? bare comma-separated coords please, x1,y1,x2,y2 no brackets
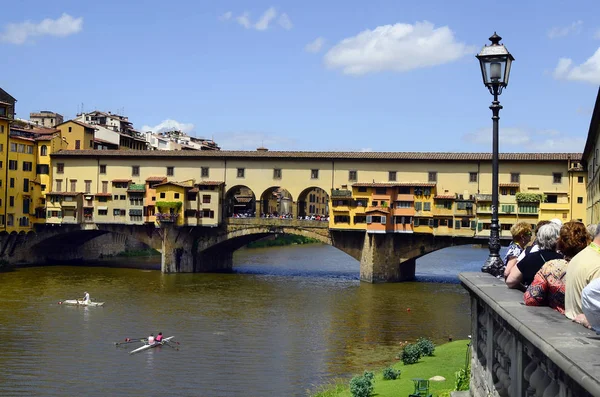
311,339,471,397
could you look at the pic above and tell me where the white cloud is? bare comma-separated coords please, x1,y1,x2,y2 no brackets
323,21,475,76
230,8,291,31
595,29,600,39
142,119,195,134
305,37,325,53
547,20,583,39
219,11,232,21
462,127,585,152
278,13,293,30
0,13,83,45
553,47,600,84
254,7,277,31
236,12,252,29
215,131,297,150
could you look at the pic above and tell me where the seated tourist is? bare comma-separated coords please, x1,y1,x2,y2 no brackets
506,223,562,290
515,220,551,264
565,225,600,320
502,222,532,279
524,222,590,314
587,224,598,240
575,278,600,330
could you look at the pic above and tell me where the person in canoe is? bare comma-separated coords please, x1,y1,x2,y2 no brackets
148,334,155,345
82,291,90,304
155,332,163,343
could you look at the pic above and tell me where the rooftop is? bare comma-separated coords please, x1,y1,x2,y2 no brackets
50,150,583,161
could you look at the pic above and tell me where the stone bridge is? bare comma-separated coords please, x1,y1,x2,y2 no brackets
1,218,485,282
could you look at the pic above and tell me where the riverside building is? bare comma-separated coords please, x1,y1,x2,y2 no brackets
46,150,586,237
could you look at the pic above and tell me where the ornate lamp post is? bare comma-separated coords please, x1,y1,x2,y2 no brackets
477,33,514,276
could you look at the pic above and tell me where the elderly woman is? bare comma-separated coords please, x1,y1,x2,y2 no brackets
506,223,563,290
524,222,590,313
502,222,533,279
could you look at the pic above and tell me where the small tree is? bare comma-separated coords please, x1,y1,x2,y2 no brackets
401,343,422,365
416,337,436,356
350,371,375,397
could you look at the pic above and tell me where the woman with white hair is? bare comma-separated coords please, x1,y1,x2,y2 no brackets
506,223,563,290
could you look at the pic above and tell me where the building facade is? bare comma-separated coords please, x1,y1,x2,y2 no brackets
47,150,585,237
583,88,600,225
30,111,64,128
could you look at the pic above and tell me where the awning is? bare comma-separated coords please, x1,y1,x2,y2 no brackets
97,206,108,210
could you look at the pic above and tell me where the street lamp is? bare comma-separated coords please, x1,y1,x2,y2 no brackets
477,32,514,277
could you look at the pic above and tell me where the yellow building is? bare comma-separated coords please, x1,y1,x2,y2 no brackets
0,88,17,230
55,120,96,150
48,150,585,237
583,88,600,224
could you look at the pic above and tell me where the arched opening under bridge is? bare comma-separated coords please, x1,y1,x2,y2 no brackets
259,187,293,218
224,185,257,218
297,186,329,219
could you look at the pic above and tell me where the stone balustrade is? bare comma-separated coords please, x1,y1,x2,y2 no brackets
459,272,600,397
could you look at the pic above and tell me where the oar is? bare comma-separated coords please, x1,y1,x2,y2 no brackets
114,338,146,346
163,340,180,351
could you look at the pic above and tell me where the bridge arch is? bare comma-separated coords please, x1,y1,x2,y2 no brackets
224,185,257,218
258,186,293,217
296,186,329,219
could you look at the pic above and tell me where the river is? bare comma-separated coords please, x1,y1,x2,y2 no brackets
0,244,501,397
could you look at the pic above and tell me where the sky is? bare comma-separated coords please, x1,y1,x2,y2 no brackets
1,0,600,153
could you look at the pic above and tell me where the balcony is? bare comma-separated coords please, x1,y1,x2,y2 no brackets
432,208,453,216
540,202,570,211
392,208,414,216
396,194,414,201
156,213,179,223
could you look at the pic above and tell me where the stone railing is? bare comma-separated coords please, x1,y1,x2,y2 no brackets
459,272,600,397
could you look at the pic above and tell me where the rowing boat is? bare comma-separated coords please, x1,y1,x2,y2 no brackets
129,336,175,355
62,299,105,307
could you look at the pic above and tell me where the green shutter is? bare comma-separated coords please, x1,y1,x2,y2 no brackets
478,222,483,231
455,220,461,229
470,220,476,230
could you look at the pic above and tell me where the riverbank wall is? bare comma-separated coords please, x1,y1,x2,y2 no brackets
460,272,600,396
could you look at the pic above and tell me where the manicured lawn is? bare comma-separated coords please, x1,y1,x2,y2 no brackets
311,340,470,397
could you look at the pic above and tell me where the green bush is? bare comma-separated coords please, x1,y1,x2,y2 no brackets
382,366,401,380
455,367,470,391
416,337,436,356
401,343,422,365
349,371,374,397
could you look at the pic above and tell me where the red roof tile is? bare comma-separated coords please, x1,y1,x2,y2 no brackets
95,193,112,197
353,182,436,187
112,179,131,183
50,150,583,161
47,192,81,196
197,181,224,186
146,176,167,182
499,183,520,187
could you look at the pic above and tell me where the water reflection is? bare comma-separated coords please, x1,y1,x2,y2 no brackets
0,244,490,397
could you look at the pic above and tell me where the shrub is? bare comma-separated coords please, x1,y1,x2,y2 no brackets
382,366,401,380
416,337,436,356
349,371,374,397
455,367,470,391
401,343,422,365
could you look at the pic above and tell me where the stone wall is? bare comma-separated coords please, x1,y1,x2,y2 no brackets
460,272,600,397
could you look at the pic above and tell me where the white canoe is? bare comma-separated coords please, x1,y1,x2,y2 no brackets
129,336,175,355
62,300,105,307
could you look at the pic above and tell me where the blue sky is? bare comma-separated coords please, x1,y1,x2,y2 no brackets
2,0,600,152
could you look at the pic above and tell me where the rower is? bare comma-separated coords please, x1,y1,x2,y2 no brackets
82,291,90,304
155,332,163,343
148,334,155,345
